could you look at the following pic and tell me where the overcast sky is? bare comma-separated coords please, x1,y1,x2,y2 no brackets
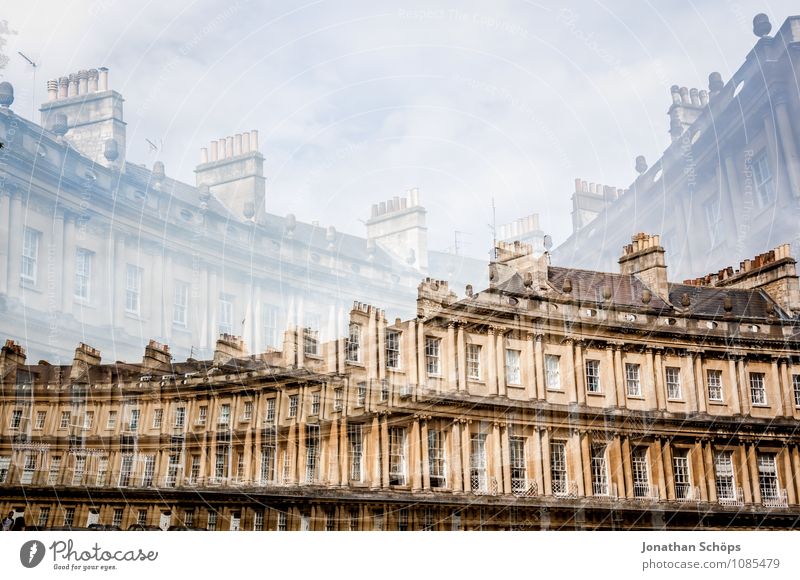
2,0,795,258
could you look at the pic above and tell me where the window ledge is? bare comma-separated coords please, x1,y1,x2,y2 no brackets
346,361,365,367
506,383,525,389
467,378,484,384
750,403,770,408
667,398,685,403
586,391,605,397
707,400,726,405
546,388,564,393
626,395,645,400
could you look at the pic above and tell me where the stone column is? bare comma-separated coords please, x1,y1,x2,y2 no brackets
486,327,497,395
571,430,584,496
500,424,511,494
416,321,425,387
738,445,753,503
662,441,675,501
534,334,546,400
456,324,467,392
580,431,592,495
702,441,717,503
338,418,348,486
614,346,626,407
369,415,380,488
6,192,22,298
645,349,658,410
446,323,457,392
574,341,586,405
737,358,750,416
652,438,666,500
524,333,536,399
297,421,306,483
0,192,9,294
491,422,502,492
328,418,339,485
605,346,618,407
461,421,471,492
541,428,552,495
564,338,577,403
450,421,463,491
380,415,389,489
410,418,421,490
609,434,625,497
496,331,506,397
621,436,633,499
421,419,430,490
780,445,795,505
772,357,786,417
407,320,418,387
747,443,761,504
727,358,742,415
774,92,800,197
691,351,707,414
791,446,800,505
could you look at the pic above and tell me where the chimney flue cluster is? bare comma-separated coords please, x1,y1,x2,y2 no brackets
369,189,422,218
201,130,260,163
574,178,624,201
47,67,108,101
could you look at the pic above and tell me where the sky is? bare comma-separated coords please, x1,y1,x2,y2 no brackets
1,0,796,259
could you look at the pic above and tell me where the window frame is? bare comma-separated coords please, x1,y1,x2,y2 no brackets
425,337,442,376
466,343,482,381
545,354,561,391
625,363,642,397
707,369,723,402
665,366,682,400
585,359,601,393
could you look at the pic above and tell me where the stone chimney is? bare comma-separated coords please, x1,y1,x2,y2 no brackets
667,84,708,142
195,130,265,220
489,240,550,293
571,178,624,234
0,340,26,382
39,67,126,167
213,334,248,365
618,233,669,301
69,343,101,382
142,340,172,371
366,188,428,271
684,244,800,315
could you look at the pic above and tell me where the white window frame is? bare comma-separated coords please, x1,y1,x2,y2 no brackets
348,424,364,482
631,448,650,497
60,411,71,429
428,429,447,488
505,349,521,385
305,425,320,483
356,382,367,406
591,444,609,496
333,388,343,411
310,393,320,415
218,403,231,426
218,293,234,335
174,407,186,428
125,264,142,315
47,456,61,485
749,372,767,405
21,227,40,284
386,330,401,369
346,323,362,363
152,409,163,429
510,436,527,493
665,366,682,400
0,457,10,483
34,410,46,430
550,441,567,494
794,374,800,408
714,451,736,500
545,354,561,390
625,363,642,397
303,327,319,356
266,399,276,423
425,337,442,376
173,282,189,327
388,427,407,486
106,410,118,430
757,453,780,501
470,433,488,492
288,395,298,418
466,343,482,380
261,304,280,349
585,359,601,393
707,369,723,402
673,450,691,500
753,152,776,208
74,248,93,301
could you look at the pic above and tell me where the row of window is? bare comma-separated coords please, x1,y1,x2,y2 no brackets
2,432,784,506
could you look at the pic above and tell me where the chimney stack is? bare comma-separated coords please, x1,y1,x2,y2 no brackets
142,339,172,371
618,233,669,301
69,343,101,382
213,334,248,365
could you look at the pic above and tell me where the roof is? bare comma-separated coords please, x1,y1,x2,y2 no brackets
492,265,785,321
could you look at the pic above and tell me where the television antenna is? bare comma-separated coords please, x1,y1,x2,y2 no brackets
17,51,37,119
145,138,160,152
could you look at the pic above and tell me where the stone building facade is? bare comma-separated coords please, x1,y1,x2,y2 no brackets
554,14,800,282
0,70,484,365
1,234,800,531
